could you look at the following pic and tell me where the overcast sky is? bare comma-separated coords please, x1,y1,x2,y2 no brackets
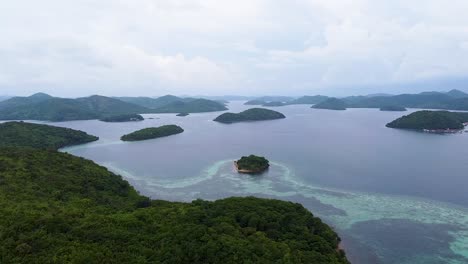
1,0,468,97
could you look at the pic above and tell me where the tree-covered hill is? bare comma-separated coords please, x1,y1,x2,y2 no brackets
152,98,228,113
117,96,228,113
214,108,286,124
386,111,468,130
0,122,98,149
312,98,347,110
121,125,184,141
0,148,349,264
0,94,149,121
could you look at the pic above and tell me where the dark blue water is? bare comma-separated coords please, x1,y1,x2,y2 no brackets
51,101,468,264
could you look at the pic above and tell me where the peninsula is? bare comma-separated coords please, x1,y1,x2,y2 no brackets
0,121,98,149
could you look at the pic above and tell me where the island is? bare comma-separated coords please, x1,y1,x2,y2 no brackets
0,121,98,149
312,98,347,110
0,125,349,264
99,114,144,122
235,155,270,174
244,99,266,105
213,108,286,124
380,106,407,112
386,110,468,133
262,101,286,107
121,125,184,141
176,112,189,117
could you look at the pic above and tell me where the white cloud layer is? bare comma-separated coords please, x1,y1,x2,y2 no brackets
1,0,468,96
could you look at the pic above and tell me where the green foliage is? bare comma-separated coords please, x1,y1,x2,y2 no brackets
100,114,144,122
386,111,468,130
312,98,347,110
236,155,270,173
152,99,228,113
118,96,228,113
214,108,286,124
0,94,149,121
345,92,468,110
379,106,407,111
0,122,98,150
121,125,184,141
0,148,348,264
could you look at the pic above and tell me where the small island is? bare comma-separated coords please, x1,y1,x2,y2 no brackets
235,155,270,174
386,110,468,133
176,113,189,117
100,114,144,122
214,108,286,124
380,106,407,112
121,125,184,141
312,98,347,110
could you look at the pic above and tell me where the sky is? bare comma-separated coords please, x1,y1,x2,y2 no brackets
1,0,468,97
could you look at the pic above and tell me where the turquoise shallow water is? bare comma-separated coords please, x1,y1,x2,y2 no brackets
57,101,468,263
102,160,468,264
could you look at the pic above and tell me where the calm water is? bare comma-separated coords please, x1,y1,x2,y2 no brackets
50,101,468,264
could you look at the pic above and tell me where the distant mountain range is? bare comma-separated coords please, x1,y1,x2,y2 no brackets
294,89,468,111
2,89,467,121
0,93,227,121
116,95,227,113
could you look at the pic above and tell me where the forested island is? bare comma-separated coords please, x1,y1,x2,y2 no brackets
235,155,270,174
99,114,144,122
0,121,98,149
176,112,189,117
386,111,468,132
0,122,349,264
214,108,286,124
121,125,184,141
380,106,407,111
312,98,347,110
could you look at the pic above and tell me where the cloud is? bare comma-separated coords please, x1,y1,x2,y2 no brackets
1,0,468,96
